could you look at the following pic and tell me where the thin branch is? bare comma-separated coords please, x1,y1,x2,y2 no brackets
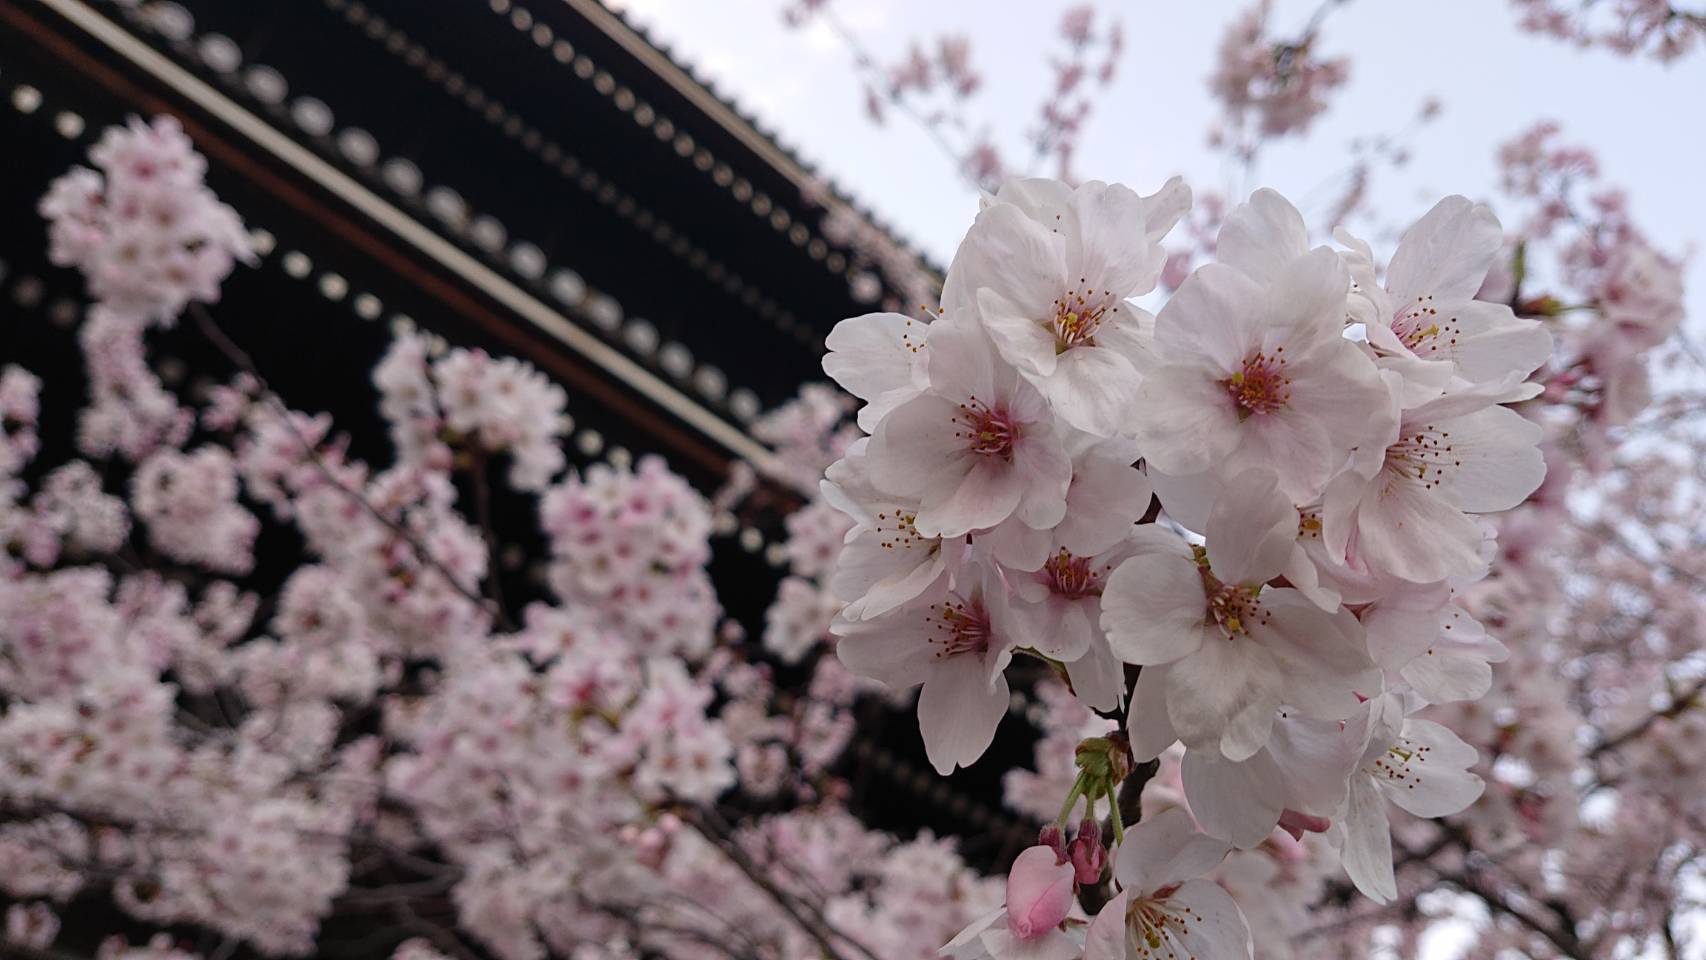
675,803,880,960
186,303,502,624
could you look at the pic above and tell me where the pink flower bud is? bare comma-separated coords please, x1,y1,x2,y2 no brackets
1038,823,1066,859
1067,817,1107,884
1276,808,1332,841
1005,845,1076,941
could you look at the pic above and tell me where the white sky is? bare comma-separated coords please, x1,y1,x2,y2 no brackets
601,0,1706,339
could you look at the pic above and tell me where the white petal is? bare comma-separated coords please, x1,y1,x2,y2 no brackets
1386,196,1503,306
1126,665,1177,761
918,656,1009,774
1428,405,1546,514
1338,774,1397,903
1182,748,1286,849
1215,188,1309,286
1055,455,1152,557
1114,807,1222,892
1163,879,1254,960
916,458,1026,539
1379,719,1483,818
823,311,926,430
1154,263,1265,371
979,286,1061,379
1204,469,1295,585
1066,634,1126,714
1081,892,1129,960
1101,552,1208,665
1043,345,1142,438
1133,365,1242,477
1166,635,1282,761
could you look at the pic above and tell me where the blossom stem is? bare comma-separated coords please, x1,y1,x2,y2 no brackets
1105,774,1125,844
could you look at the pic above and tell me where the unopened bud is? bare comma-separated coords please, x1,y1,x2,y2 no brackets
1067,817,1106,885
1038,823,1066,860
1005,846,1076,941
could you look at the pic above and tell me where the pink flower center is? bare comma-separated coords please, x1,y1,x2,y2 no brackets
954,398,1019,459
926,600,991,658
1050,285,1115,351
1224,349,1291,418
1043,549,1108,599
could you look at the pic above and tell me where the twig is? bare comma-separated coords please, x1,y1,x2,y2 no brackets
186,303,501,624
1591,675,1706,758
675,803,879,960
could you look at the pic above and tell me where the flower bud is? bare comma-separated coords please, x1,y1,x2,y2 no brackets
1038,823,1066,860
1276,808,1332,841
1067,817,1107,884
1005,845,1076,941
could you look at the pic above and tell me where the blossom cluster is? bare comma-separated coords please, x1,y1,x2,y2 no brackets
1512,0,1706,61
820,172,1560,956
40,115,252,323
4,115,1005,960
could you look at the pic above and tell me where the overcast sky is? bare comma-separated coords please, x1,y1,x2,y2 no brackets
603,0,1705,339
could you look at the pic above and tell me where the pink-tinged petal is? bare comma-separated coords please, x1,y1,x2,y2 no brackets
1082,891,1130,960
1257,592,1381,721
1354,467,1489,584
1438,300,1554,384
981,518,1053,572
1219,407,1335,506
1204,469,1295,586
1386,196,1504,306
823,311,925,430
1005,846,1077,941
1043,345,1142,438
1163,879,1255,960
1266,714,1364,816
835,615,937,689
1133,364,1242,477
1181,748,1286,850
1262,246,1351,346
1124,806,1236,892
923,312,1004,402
919,655,1009,774
1282,546,1341,611
1428,405,1546,514
1215,188,1310,286
1400,624,1505,704
1010,431,1074,531
954,202,1068,316
1141,177,1192,246
1101,552,1208,666
1070,180,1168,296
1055,455,1152,558
834,538,948,622
1154,262,1266,371
979,286,1061,379
917,459,1026,540
1165,635,1282,761
1379,719,1483,819
1338,774,1397,903
1066,634,1126,714
1126,664,1177,761
1147,466,1218,534
1358,582,1452,670
868,393,974,502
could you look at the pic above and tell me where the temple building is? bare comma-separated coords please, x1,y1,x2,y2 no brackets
0,0,1043,929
